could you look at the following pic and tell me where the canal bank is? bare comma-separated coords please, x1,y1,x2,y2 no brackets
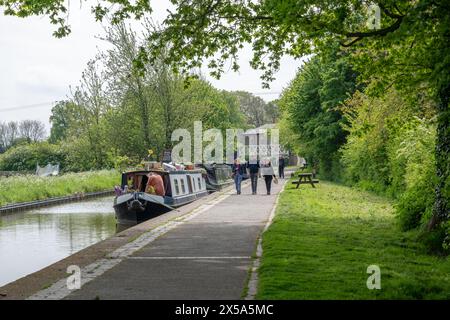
0,181,247,299
0,189,114,214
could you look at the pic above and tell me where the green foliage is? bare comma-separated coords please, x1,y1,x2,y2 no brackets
59,136,111,172
0,170,119,206
48,100,78,143
340,89,437,233
0,141,65,171
229,91,279,127
279,50,358,179
0,0,150,37
277,115,300,155
420,224,450,256
394,119,437,231
106,152,135,171
257,180,450,299
341,90,403,193
4,1,448,97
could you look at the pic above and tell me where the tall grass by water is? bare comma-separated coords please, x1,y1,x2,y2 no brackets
0,170,120,206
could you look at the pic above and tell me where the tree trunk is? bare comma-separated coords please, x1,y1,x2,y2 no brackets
428,82,450,231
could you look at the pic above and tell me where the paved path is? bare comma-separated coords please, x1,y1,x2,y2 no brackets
65,178,285,300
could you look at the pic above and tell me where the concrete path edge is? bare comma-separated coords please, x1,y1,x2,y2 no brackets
244,179,287,300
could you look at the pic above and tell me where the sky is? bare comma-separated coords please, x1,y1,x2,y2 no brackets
0,1,304,133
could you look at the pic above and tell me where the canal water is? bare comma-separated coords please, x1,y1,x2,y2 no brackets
0,196,116,288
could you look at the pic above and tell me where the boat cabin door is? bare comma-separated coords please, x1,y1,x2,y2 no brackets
187,175,194,193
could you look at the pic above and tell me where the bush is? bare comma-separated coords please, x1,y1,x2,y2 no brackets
0,142,66,171
341,90,438,236
396,184,435,231
0,138,138,173
419,224,449,255
392,118,436,231
60,137,100,172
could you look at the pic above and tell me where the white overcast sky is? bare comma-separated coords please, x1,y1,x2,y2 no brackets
0,1,304,132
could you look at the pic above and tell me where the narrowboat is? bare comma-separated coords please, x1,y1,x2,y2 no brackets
196,163,234,191
114,169,208,225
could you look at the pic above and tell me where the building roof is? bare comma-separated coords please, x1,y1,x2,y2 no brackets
243,123,277,135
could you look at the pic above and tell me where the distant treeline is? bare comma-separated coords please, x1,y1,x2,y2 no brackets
0,120,46,153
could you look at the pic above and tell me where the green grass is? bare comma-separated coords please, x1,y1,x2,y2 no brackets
257,180,450,299
0,170,120,206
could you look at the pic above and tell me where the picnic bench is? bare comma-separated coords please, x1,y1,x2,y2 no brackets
291,172,319,188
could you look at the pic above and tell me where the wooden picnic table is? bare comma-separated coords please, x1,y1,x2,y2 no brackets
291,172,319,188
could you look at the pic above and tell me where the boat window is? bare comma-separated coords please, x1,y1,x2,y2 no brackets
174,179,179,195
181,179,186,194
198,177,201,190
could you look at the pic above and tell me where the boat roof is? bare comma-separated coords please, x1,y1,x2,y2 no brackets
122,169,204,175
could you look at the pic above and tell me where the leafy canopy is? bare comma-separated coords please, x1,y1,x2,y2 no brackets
2,0,449,95
0,0,150,37
4,0,447,88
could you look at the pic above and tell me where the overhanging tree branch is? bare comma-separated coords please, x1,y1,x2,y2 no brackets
341,16,404,47
346,16,403,38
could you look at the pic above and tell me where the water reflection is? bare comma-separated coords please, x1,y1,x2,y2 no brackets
0,197,116,287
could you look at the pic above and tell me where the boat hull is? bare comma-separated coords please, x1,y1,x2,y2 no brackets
114,190,209,226
114,192,174,225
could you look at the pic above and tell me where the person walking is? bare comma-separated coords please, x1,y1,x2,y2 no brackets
232,158,245,195
247,160,260,195
261,160,277,195
278,156,286,179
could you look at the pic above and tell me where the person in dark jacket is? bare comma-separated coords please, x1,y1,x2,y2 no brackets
232,158,245,194
247,160,260,195
278,156,286,179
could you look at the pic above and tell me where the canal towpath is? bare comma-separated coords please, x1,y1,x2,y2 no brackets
1,176,287,300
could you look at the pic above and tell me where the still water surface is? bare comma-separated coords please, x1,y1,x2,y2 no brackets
0,197,116,287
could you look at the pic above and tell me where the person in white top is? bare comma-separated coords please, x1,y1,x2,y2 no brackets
260,159,277,195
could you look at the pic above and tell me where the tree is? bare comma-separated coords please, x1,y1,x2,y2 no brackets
0,122,8,152
102,22,156,151
229,91,279,127
5,121,18,146
231,91,267,127
68,59,110,169
18,120,46,142
265,101,280,124
279,51,358,179
0,121,20,151
147,48,196,150
0,0,150,37
49,100,80,143
0,141,64,171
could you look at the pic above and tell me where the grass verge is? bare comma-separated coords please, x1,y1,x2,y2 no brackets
257,180,450,299
0,170,120,206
